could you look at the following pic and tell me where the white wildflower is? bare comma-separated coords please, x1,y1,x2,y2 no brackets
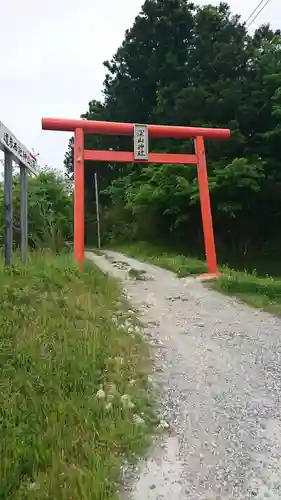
96,385,106,399
28,483,40,491
121,394,135,409
158,419,170,430
133,414,145,425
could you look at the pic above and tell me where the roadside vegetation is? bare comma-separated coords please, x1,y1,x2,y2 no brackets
0,251,156,500
212,269,281,317
115,241,281,317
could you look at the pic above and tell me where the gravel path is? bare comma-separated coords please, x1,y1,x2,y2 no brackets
86,250,281,500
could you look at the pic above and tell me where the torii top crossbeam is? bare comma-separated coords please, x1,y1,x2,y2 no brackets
42,117,230,140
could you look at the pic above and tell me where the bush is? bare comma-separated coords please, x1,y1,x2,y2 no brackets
0,170,73,252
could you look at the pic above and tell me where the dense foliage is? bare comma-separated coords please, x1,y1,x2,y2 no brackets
0,169,73,251
64,0,281,268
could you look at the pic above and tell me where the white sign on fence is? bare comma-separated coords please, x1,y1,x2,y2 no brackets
0,121,37,172
133,124,149,161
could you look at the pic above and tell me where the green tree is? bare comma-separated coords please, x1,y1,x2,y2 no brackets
0,169,73,251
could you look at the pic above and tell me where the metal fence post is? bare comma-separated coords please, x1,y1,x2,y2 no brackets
20,163,28,263
4,151,13,265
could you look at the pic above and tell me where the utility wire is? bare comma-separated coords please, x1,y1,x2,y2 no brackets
245,0,271,28
245,0,266,25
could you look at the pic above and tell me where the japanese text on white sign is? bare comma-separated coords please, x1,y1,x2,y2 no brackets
0,121,37,172
134,124,149,161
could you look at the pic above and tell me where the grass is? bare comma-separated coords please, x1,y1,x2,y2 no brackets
212,268,281,316
0,250,156,500
113,241,281,317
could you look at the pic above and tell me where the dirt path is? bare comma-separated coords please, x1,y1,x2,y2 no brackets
86,250,281,500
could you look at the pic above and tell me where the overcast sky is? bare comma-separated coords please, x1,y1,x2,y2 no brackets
0,0,278,171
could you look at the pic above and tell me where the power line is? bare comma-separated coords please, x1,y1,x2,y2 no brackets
247,0,270,28
246,0,271,28
247,0,271,28
245,0,266,25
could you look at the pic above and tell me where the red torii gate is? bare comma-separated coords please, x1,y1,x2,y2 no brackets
41,117,230,277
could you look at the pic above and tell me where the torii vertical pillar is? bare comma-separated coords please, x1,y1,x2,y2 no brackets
195,136,218,276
